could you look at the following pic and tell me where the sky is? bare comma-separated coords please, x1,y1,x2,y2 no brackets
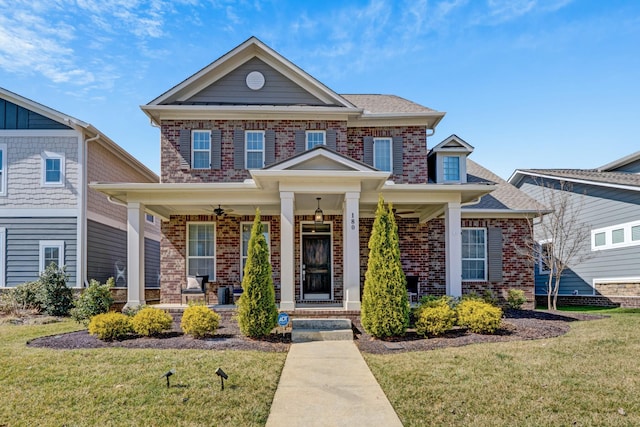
0,0,638,180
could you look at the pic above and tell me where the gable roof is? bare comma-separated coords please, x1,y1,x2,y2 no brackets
1,87,157,183
509,168,640,191
598,150,640,172
465,160,546,213
429,134,474,154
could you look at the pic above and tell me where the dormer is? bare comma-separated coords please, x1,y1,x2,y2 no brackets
428,134,474,184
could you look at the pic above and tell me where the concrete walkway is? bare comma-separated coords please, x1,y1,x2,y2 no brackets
266,341,403,427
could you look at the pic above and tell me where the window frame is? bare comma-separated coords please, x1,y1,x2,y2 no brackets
39,240,64,272
305,130,326,150
461,227,487,282
191,130,211,170
373,137,393,172
41,151,65,187
0,143,6,197
443,155,461,182
186,222,216,281
245,130,265,169
145,213,155,224
240,221,270,279
591,219,640,251
537,239,553,274
0,227,5,287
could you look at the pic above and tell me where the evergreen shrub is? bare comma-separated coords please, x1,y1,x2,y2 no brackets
180,304,220,338
415,297,456,337
131,306,173,336
456,299,503,334
507,289,527,310
70,278,114,326
88,312,132,341
36,264,73,316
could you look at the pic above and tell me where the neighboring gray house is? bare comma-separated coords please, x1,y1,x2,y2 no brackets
0,87,160,293
509,152,640,307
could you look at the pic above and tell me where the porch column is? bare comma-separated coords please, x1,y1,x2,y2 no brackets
343,192,361,310
279,191,295,311
125,202,145,309
445,201,462,297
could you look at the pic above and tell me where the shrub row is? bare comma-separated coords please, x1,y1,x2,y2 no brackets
414,296,504,337
87,304,220,341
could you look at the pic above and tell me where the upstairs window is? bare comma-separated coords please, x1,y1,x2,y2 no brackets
306,131,325,149
192,130,211,169
0,144,6,196
443,156,460,181
373,138,392,172
42,152,64,186
592,220,640,250
245,131,265,169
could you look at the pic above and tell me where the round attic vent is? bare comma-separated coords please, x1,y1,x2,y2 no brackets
246,71,265,90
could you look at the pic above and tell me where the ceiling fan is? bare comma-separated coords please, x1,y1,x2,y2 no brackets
213,205,227,217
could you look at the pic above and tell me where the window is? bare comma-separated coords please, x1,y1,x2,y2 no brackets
306,131,325,149
373,138,392,172
443,156,460,181
145,213,155,224
462,228,486,281
39,240,64,272
0,227,5,287
187,223,215,280
192,130,211,169
592,220,640,250
42,152,64,186
0,144,6,196
245,131,265,169
538,240,553,274
240,222,270,278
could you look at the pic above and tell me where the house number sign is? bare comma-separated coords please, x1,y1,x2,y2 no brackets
351,212,356,230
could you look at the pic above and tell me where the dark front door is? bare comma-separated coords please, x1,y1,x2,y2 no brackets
302,235,331,299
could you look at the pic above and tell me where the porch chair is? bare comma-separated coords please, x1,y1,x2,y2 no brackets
406,276,419,304
181,275,208,304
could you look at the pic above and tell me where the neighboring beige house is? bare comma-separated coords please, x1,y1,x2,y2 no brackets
0,87,160,295
93,37,541,311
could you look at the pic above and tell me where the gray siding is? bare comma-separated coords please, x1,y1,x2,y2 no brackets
610,158,640,173
183,57,327,106
0,99,71,130
518,176,640,295
87,220,160,288
1,217,77,287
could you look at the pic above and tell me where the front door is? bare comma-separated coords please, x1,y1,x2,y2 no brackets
302,234,331,300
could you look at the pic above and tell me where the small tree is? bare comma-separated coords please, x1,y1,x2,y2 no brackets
523,180,593,310
236,209,278,338
36,263,73,316
361,195,409,337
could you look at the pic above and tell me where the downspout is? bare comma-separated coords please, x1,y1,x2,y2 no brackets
81,133,101,288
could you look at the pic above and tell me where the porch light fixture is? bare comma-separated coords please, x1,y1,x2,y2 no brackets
314,197,324,225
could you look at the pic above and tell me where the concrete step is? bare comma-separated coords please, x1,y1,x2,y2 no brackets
291,318,353,343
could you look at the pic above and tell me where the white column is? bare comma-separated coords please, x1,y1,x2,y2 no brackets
343,192,361,310
279,192,295,311
445,201,462,297
125,202,146,309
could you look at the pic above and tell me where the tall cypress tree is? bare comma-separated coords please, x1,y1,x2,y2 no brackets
237,209,278,338
361,195,409,337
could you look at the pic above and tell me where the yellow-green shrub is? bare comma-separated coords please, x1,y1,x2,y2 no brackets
130,307,173,336
180,304,220,338
456,299,503,334
88,312,132,341
415,300,456,336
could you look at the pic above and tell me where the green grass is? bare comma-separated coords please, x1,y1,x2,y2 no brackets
0,320,286,426
364,311,640,426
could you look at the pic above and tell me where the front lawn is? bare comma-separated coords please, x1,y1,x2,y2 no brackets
364,311,640,426
0,319,286,426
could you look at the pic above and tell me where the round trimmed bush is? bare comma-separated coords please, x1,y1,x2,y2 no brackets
507,289,527,310
415,300,456,337
181,305,220,338
70,278,114,326
131,307,173,336
456,299,503,334
88,312,132,341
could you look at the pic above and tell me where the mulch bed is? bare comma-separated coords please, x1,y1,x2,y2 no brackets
25,310,605,354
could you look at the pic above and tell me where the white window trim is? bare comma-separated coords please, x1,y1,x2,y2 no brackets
0,227,5,287
591,219,640,251
537,239,553,274
245,130,265,169
191,130,211,170
373,137,393,172
186,222,216,281
305,130,326,150
0,143,7,197
39,240,64,272
145,213,155,224
443,155,461,182
461,227,487,282
240,221,270,279
41,151,65,187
